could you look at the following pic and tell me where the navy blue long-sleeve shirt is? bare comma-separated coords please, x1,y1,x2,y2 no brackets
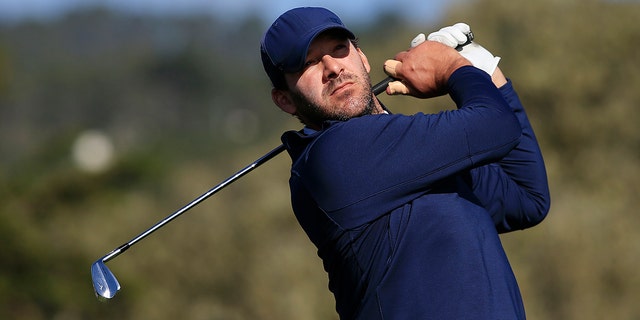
281,66,550,319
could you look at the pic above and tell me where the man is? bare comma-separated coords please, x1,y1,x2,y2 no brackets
260,7,550,320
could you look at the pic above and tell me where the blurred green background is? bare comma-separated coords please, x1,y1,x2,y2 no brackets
1,0,639,319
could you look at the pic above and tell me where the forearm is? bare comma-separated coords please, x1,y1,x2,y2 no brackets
447,66,522,166
471,80,551,232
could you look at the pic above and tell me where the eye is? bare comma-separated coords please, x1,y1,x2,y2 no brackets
303,58,319,69
333,43,349,57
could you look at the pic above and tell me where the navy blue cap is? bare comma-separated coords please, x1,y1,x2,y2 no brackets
261,7,355,88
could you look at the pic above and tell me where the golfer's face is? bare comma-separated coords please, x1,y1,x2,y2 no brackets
285,31,375,121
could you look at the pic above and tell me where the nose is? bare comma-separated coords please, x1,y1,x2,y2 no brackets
321,55,343,81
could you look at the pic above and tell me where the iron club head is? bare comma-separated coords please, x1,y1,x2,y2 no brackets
91,259,121,301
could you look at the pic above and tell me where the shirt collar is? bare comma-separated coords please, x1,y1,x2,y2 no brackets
302,111,389,135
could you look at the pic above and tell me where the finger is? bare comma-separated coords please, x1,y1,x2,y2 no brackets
448,26,469,44
410,33,426,48
387,81,411,95
383,59,403,78
427,31,458,47
452,23,471,34
428,26,468,47
384,59,401,75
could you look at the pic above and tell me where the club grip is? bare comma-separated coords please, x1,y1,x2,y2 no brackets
372,77,393,96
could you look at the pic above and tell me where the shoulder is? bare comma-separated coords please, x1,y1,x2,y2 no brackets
313,114,411,146
305,114,429,164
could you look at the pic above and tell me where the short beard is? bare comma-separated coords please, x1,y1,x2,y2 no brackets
290,76,376,128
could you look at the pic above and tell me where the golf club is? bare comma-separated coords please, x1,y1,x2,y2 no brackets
90,74,396,300
91,31,474,300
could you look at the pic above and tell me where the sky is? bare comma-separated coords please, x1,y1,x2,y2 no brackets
0,0,460,25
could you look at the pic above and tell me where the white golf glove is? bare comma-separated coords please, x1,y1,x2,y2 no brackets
424,23,501,76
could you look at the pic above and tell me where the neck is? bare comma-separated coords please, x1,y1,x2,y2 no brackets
371,96,388,114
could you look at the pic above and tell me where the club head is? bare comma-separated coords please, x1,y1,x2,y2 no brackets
91,259,121,301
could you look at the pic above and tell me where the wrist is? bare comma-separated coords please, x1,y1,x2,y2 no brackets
443,57,473,87
491,67,508,88
447,66,497,106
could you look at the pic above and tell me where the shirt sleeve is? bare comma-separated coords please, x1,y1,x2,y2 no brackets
469,80,551,233
293,66,524,228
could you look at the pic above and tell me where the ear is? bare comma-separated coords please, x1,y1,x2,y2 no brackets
357,47,371,73
271,88,297,115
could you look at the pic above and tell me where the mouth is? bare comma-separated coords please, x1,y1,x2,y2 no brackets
330,81,354,96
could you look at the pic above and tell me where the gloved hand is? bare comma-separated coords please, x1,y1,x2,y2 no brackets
427,23,501,76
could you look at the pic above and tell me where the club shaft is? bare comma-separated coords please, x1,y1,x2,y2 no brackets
101,144,286,263
372,77,393,95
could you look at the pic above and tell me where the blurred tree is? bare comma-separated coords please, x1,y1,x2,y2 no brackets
0,45,9,97
0,0,639,319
